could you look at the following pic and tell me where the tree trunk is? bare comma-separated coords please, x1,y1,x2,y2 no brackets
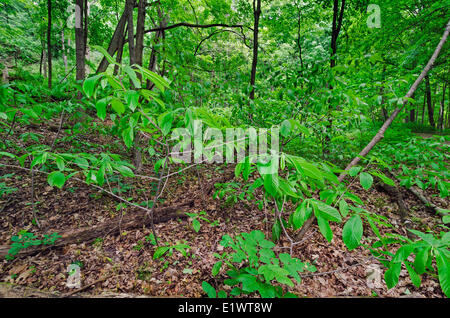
47,0,52,89
438,83,447,131
84,0,90,75
249,0,261,100
135,0,147,68
330,0,345,69
425,75,435,128
61,29,68,73
96,9,128,73
126,0,136,66
75,0,85,83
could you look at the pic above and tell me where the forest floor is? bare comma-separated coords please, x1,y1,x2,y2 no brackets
0,119,448,298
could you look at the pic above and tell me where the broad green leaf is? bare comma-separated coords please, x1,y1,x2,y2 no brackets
360,172,373,190
317,216,333,242
124,65,141,89
385,262,401,289
405,262,421,288
111,99,125,115
312,199,342,222
47,171,66,189
212,261,223,276
202,281,216,298
339,199,349,218
435,250,450,298
342,215,363,251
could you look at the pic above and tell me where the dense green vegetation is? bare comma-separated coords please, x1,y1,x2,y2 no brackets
0,0,449,299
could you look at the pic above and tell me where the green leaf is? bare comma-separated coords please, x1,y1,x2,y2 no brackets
312,199,342,222
212,261,223,276
192,219,201,233
158,112,174,136
348,166,362,177
202,281,216,298
93,45,119,67
405,262,421,288
153,246,170,259
385,262,401,289
114,165,135,178
414,247,430,275
280,119,292,137
339,199,349,218
360,172,373,190
125,90,140,112
370,171,395,186
82,74,102,99
95,98,108,121
342,215,363,251
123,65,141,89
435,249,450,297
47,171,66,189
292,203,312,230
111,99,125,115
317,216,333,243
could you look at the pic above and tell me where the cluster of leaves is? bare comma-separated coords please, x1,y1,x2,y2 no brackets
202,230,316,298
6,230,61,260
375,135,450,198
185,211,219,233
368,229,450,297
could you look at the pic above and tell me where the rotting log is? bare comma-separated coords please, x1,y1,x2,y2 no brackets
0,200,194,260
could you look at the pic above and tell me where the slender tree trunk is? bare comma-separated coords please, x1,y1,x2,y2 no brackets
97,9,128,73
421,93,426,124
438,83,447,131
43,49,47,79
61,29,68,73
330,0,345,69
126,0,136,66
75,0,85,83
39,47,44,76
84,0,90,74
47,0,52,89
425,75,435,128
146,5,166,89
114,27,127,75
135,0,147,68
324,0,345,157
409,93,415,122
249,0,261,100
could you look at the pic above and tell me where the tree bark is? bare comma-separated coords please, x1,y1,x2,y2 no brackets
96,9,128,73
330,0,345,69
249,0,261,100
61,29,68,73
126,0,136,66
438,83,446,131
47,0,52,89
75,0,85,82
425,75,435,128
135,0,147,68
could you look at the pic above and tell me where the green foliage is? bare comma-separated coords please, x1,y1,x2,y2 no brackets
378,230,450,297
202,230,316,298
6,230,61,260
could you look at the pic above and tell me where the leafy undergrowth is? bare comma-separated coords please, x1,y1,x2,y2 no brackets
0,121,447,298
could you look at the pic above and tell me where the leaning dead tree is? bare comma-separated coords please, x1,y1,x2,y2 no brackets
296,18,450,240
